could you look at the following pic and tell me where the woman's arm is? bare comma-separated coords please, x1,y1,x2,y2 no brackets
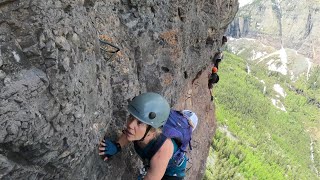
144,139,174,180
116,133,130,148
98,133,130,161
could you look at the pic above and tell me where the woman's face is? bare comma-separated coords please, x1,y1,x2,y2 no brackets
124,114,148,141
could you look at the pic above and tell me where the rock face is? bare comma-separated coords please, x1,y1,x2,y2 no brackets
0,0,238,179
227,0,320,64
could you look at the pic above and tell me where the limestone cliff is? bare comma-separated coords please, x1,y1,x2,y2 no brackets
0,0,238,179
227,0,320,64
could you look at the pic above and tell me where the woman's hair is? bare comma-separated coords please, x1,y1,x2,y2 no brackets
150,127,162,136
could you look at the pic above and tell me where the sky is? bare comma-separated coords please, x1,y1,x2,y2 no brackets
239,0,254,7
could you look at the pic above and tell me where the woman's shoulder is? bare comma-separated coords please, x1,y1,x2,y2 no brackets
154,138,174,157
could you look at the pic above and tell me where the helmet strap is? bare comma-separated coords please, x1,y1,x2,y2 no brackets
138,125,152,142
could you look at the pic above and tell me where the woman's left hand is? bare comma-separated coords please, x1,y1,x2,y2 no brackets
98,138,121,161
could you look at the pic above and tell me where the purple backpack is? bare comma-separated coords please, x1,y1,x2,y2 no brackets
147,110,193,167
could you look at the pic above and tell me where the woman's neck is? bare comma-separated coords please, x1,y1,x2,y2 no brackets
138,131,158,148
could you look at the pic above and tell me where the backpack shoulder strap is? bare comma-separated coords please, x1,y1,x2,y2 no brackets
146,133,167,160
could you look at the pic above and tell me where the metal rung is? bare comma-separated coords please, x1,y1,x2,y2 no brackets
99,39,120,53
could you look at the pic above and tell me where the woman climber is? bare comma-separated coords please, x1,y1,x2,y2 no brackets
98,92,198,180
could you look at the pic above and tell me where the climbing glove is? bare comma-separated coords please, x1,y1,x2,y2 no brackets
137,174,143,180
101,138,121,158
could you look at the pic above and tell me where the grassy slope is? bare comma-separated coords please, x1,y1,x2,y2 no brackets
204,52,320,179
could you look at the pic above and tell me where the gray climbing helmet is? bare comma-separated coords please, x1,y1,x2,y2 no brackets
127,92,170,128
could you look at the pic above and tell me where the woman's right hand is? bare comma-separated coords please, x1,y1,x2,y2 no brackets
98,138,121,161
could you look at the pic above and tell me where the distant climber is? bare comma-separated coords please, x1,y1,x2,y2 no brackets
222,35,227,46
212,36,227,69
212,51,223,69
208,67,219,101
98,92,198,180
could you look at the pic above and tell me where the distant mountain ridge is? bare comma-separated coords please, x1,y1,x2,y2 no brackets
227,0,320,65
